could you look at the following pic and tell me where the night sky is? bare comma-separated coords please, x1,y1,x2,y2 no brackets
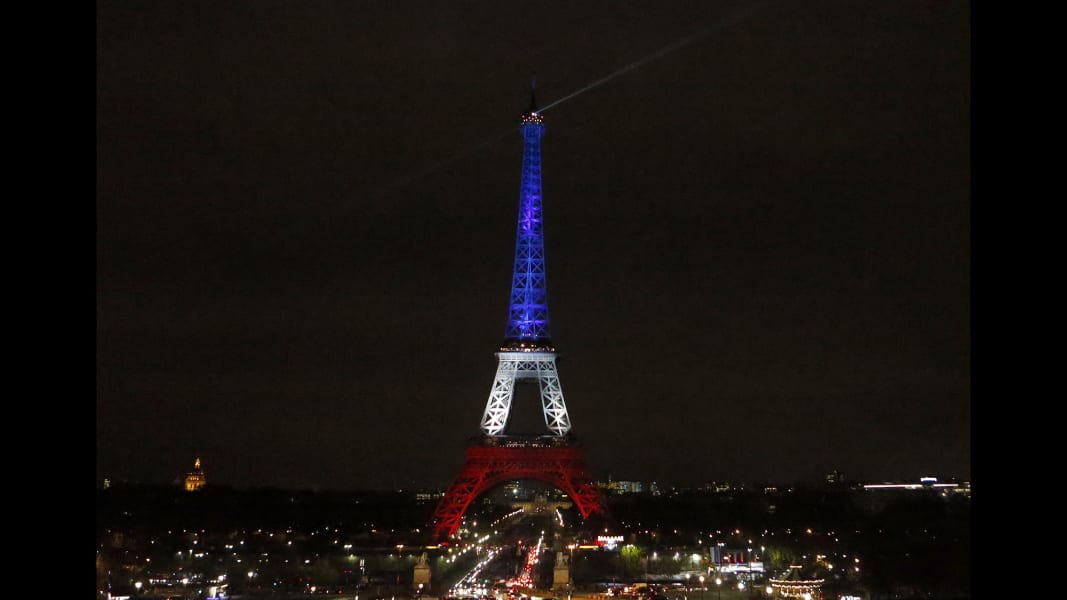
97,0,970,491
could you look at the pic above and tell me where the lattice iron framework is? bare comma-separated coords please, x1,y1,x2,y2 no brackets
480,351,571,436
478,93,574,438
505,109,551,344
432,438,604,542
432,89,605,541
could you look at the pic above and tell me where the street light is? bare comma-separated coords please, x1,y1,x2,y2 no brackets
714,577,721,600
699,574,705,600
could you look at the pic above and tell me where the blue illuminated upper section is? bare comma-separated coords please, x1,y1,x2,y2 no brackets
503,107,552,349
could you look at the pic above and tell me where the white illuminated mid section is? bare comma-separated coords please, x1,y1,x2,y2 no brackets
480,351,571,436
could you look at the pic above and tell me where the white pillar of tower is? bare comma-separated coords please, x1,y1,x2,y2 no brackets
479,351,572,437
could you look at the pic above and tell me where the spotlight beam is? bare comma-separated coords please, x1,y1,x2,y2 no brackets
385,0,776,192
539,0,777,114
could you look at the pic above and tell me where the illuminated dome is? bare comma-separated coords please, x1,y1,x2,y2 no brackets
184,457,206,492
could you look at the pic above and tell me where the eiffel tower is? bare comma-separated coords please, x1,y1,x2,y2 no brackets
431,86,606,541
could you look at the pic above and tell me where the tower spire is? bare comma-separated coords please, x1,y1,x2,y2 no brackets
528,76,538,113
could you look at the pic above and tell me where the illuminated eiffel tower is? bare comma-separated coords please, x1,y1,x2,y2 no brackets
431,86,606,541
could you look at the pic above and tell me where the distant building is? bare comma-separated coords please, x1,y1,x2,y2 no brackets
184,457,206,492
596,479,645,494
862,476,970,496
825,470,844,485
504,481,524,498
511,494,572,513
857,476,970,512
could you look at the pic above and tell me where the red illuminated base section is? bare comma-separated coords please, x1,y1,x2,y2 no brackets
431,437,606,541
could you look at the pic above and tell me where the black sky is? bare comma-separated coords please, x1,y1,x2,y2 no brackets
97,0,970,490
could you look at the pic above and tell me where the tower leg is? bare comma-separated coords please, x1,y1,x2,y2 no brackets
432,459,490,541
537,359,571,436
480,361,518,436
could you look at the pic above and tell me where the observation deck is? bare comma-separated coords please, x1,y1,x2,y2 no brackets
470,434,580,448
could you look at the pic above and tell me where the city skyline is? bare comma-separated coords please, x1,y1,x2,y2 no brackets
98,0,970,490
107,456,967,491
